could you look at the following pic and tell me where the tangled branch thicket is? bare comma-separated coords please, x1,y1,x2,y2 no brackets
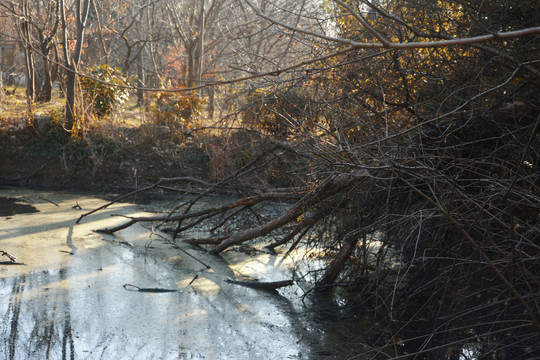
81,1,539,357
89,49,540,360
89,94,539,357
336,109,540,358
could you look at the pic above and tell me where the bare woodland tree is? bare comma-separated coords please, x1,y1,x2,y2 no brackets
60,0,91,131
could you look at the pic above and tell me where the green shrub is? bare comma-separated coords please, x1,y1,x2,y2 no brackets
150,91,203,131
242,87,316,138
80,65,130,118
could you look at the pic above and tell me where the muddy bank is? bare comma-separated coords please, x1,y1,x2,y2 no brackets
0,126,210,192
0,149,208,191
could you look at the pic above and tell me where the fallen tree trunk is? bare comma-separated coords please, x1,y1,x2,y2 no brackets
225,278,294,291
208,198,311,254
209,178,352,254
316,234,360,290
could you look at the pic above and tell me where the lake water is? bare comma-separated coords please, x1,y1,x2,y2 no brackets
0,187,368,359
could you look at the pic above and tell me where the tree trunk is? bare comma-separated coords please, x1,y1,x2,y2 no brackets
23,48,36,102
187,48,195,87
65,69,76,130
317,234,359,289
20,0,36,102
38,53,52,102
197,0,205,88
208,86,214,119
60,0,91,132
0,65,4,103
136,51,145,106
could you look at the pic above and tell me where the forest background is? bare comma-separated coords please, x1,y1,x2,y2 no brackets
1,0,539,358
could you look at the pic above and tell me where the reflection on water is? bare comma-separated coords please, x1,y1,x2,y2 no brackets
0,188,369,359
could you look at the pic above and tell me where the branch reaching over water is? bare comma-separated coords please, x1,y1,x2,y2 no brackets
94,191,303,234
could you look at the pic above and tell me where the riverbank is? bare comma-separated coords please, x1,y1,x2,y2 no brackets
0,119,302,194
0,121,211,192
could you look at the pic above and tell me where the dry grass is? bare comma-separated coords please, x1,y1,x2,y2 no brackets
0,86,152,131
0,86,65,117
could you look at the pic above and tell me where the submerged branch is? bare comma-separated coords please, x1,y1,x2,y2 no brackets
225,279,294,291
123,284,178,293
77,177,212,224
1,250,17,263
94,191,303,234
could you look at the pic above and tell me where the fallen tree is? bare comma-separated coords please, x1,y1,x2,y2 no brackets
85,103,539,357
81,0,540,355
